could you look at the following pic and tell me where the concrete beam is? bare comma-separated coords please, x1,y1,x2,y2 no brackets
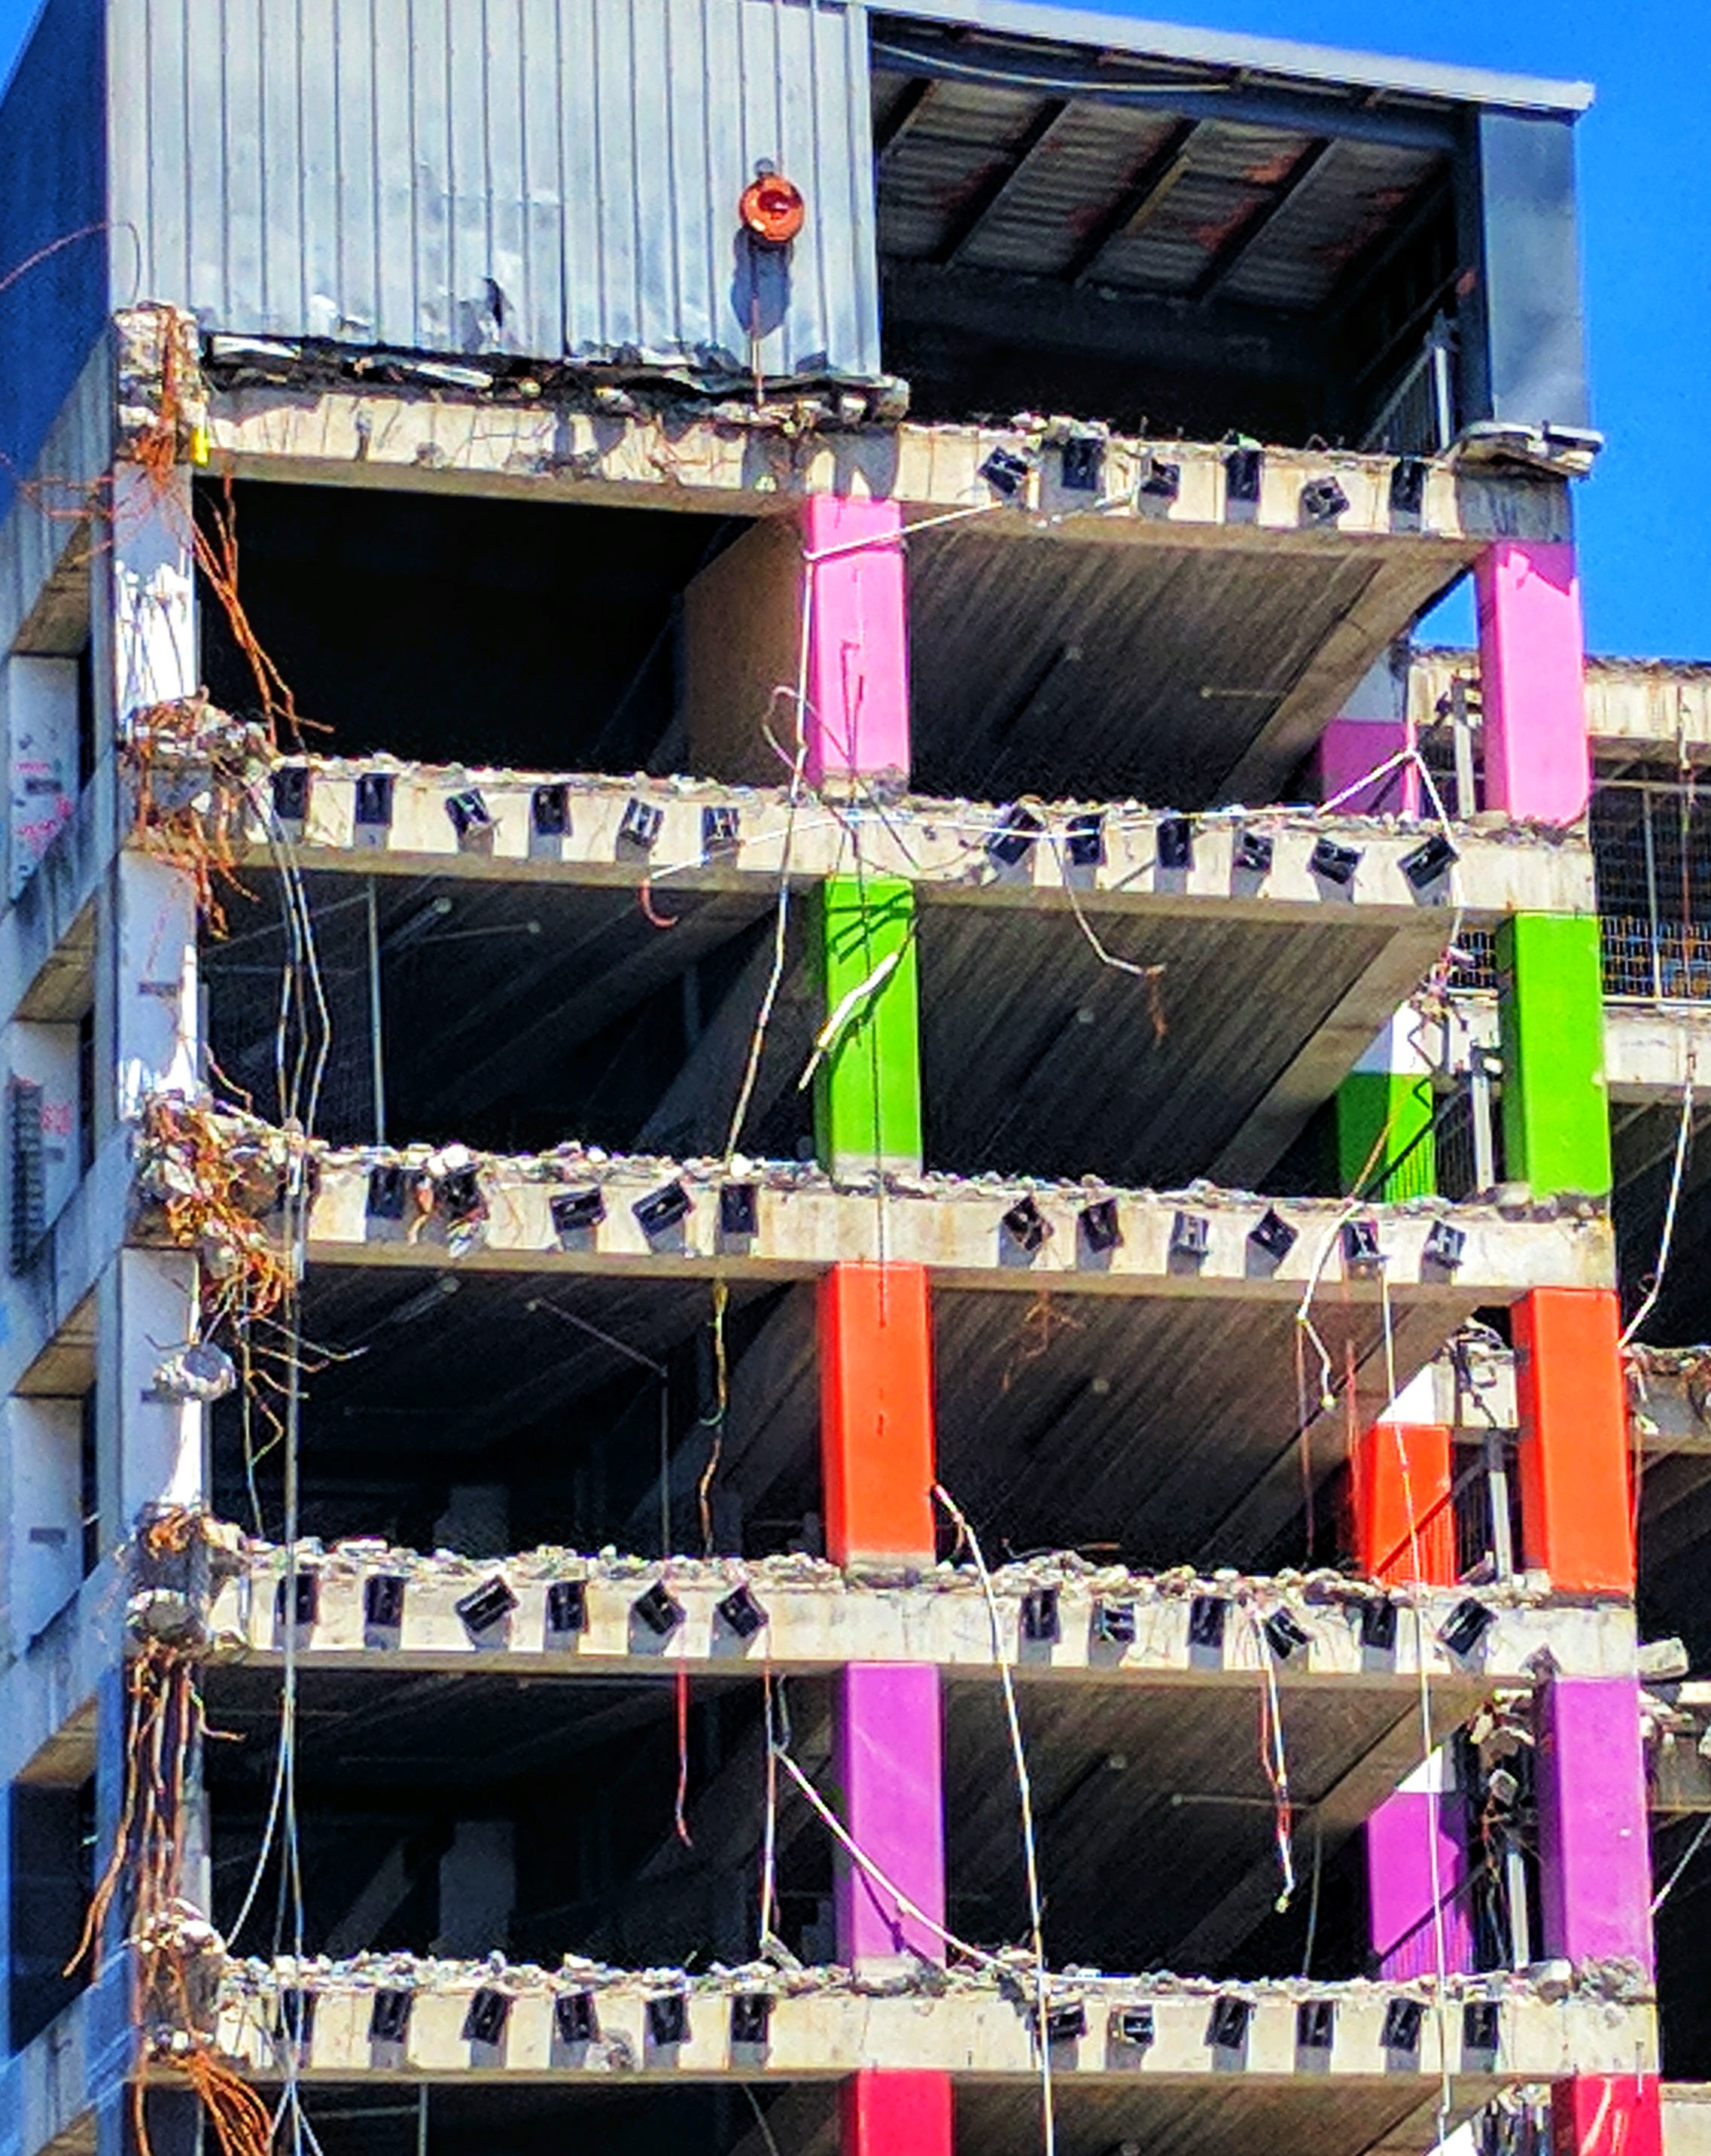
205,394,1572,550
212,1961,1656,2084
216,765,1596,924
1412,649,1711,769
202,1541,1637,1687
213,1144,1622,1299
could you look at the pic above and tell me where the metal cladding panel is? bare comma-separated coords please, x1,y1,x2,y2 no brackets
0,0,109,526
1466,108,1591,431
105,0,882,383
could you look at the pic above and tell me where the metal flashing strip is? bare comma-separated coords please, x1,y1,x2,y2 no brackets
874,0,1594,117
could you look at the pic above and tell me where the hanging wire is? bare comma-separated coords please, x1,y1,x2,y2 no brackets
933,1482,1056,2156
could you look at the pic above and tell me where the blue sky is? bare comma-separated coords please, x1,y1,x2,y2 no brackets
2,0,1704,656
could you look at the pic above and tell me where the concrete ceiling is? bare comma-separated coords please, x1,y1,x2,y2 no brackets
907,525,1466,808
945,1678,1443,1974
931,1285,1468,1570
917,896,1429,1186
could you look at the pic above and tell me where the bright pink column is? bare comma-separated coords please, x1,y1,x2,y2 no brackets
835,1663,945,1973
1475,539,1590,824
1316,716,1419,814
802,498,909,791
1535,1676,1653,1973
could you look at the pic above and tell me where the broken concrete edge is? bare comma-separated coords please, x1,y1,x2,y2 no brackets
125,721,1597,918
195,1950,1655,2081
129,1093,1615,1293
137,1518,1639,1677
193,373,1572,550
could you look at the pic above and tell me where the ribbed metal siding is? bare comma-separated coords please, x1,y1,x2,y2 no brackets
105,0,882,383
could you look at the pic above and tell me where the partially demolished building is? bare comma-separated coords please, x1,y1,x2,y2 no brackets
0,4,1691,2155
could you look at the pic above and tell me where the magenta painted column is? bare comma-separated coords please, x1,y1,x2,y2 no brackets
1366,1753,1475,1979
1317,717,1419,815
835,1663,945,1975
801,497,909,793
1535,1676,1654,1973
1475,539,1590,824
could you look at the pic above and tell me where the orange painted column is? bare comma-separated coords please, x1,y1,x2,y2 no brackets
1514,1287,1634,1594
820,1263,936,1572
1350,1419,1456,1585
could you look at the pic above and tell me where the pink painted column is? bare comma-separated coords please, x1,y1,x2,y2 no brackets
1367,1754,1475,1980
1475,539,1590,824
1316,716,1419,815
835,1662,945,1975
802,497,910,792
1535,1676,1654,1973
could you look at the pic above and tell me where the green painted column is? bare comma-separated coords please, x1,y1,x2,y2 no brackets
814,875,922,1179
1336,1014,1436,1200
1497,912,1612,1199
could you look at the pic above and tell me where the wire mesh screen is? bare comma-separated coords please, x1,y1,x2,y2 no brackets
1360,317,1457,457
1592,780,1711,1001
1433,1083,1480,1201
1446,927,1497,993
206,881,381,1146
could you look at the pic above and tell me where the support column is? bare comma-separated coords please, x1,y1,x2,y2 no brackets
1314,651,1417,815
1496,913,1611,1200
820,1263,935,1573
843,2071,954,2156
813,851,947,2152
1475,539,1589,825
1536,1674,1652,1973
1514,1288,1633,1595
1353,1393,1474,1978
1336,1013,1436,1202
1549,2077,1663,2156
801,497,909,793
814,876,921,1182
681,495,909,791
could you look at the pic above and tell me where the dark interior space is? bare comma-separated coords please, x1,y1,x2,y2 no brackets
206,1670,833,1972
1655,1812,1711,2078
1638,1466,1711,1679
915,897,1407,1187
212,1268,802,1559
8,1775,93,2049
930,1285,1475,1573
872,26,1460,449
905,524,1463,809
238,1266,1488,1578
944,1678,1395,1980
202,868,811,1160
205,1663,1439,1990
197,481,747,775
265,2085,830,2156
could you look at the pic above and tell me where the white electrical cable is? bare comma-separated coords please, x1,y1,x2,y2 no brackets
1621,1056,1697,1348
1380,1268,1456,2149
933,1482,1056,2156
